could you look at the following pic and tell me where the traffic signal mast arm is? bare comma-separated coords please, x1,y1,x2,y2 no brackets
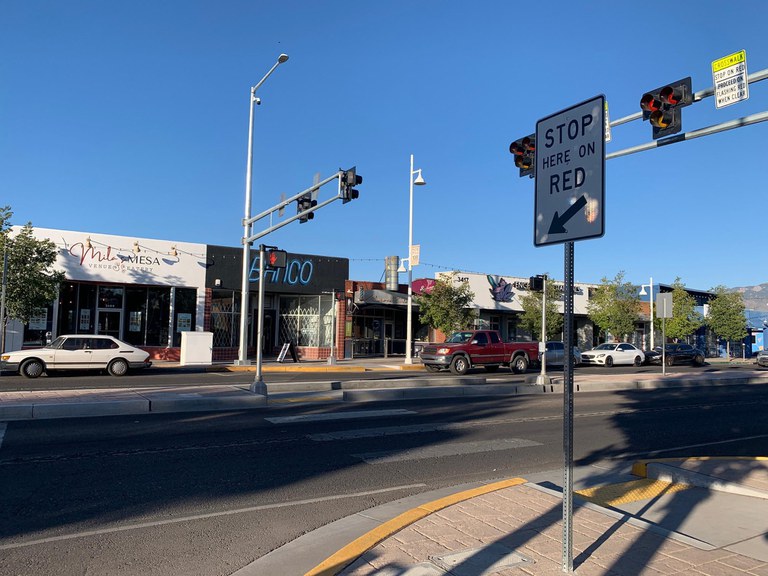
605,67,767,159
244,170,345,244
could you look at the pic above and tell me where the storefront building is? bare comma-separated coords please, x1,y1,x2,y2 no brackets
204,245,348,361
11,227,206,358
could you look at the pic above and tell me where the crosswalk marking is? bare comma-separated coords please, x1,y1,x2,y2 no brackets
353,438,542,463
266,409,416,424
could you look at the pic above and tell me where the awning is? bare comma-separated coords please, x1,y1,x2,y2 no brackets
354,289,412,306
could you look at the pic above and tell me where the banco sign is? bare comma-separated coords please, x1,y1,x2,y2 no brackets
534,95,605,247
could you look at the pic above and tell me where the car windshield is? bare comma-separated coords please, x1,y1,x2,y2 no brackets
446,332,473,343
48,337,66,349
593,343,617,351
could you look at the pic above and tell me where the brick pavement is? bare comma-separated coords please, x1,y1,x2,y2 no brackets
340,483,768,576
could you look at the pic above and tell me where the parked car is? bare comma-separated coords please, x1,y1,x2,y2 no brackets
0,335,152,378
755,349,768,368
647,343,705,366
540,341,582,367
420,330,539,375
581,343,645,367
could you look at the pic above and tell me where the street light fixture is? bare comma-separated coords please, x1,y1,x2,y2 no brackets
404,154,426,365
639,277,655,350
237,54,289,366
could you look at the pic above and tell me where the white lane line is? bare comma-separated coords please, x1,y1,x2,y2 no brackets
310,422,464,441
354,438,542,464
0,423,6,450
266,409,415,424
0,483,426,551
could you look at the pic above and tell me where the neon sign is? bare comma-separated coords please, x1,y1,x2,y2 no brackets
249,257,314,286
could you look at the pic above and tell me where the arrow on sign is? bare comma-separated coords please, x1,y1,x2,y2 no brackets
548,195,587,235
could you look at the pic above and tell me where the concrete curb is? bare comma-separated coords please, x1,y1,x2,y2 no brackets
633,457,768,499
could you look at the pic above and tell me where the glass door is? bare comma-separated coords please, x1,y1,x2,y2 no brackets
97,310,122,339
96,286,124,339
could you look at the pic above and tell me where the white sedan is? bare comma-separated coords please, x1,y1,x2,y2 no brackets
581,343,645,367
1,335,152,378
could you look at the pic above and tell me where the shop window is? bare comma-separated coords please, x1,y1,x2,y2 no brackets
280,295,330,347
57,282,79,334
78,284,96,333
23,305,53,346
172,288,198,346
145,287,170,346
98,286,124,309
123,287,148,346
211,290,240,349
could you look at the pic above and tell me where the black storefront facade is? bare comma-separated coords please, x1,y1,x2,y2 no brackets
204,245,348,361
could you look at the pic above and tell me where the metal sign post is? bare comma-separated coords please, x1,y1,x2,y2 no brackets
532,95,605,573
562,241,575,573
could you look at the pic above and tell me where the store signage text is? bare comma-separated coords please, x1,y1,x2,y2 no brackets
67,242,161,271
249,257,314,286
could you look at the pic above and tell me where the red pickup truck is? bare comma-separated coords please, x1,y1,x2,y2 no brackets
419,330,539,375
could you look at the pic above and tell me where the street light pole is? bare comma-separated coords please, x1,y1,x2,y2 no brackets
237,54,289,366
404,154,426,364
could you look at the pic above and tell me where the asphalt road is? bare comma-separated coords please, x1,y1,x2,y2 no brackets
0,361,761,392
1,383,768,575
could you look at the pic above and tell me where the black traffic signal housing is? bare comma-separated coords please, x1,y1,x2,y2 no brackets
509,134,535,178
265,249,287,269
639,77,693,139
297,194,317,223
529,275,544,292
341,166,363,203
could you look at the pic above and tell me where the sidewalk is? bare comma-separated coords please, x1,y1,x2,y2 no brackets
244,458,768,576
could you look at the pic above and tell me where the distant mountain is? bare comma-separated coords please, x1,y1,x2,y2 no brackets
731,283,768,312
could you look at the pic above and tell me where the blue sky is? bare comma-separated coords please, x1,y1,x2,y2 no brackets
2,1,767,294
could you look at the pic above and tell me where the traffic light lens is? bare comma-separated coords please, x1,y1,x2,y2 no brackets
660,86,680,105
649,110,671,129
640,93,660,112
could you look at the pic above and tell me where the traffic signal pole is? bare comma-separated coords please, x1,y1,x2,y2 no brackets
606,67,768,159
237,168,362,370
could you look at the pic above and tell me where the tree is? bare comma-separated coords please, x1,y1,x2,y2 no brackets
519,276,563,340
706,285,746,357
0,206,65,332
664,277,703,342
586,271,641,342
414,273,477,337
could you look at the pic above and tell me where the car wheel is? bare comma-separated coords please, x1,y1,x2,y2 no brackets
450,355,469,375
424,364,441,373
693,354,704,366
484,365,500,373
665,355,674,367
633,356,642,367
20,359,45,379
511,355,529,374
605,356,613,367
108,358,129,377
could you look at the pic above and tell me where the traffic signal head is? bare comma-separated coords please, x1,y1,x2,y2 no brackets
529,275,544,292
297,194,317,223
639,77,693,139
341,166,362,204
265,249,287,269
509,134,535,178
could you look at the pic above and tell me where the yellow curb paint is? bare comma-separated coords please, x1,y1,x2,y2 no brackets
576,479,691,507
304,477,526,576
